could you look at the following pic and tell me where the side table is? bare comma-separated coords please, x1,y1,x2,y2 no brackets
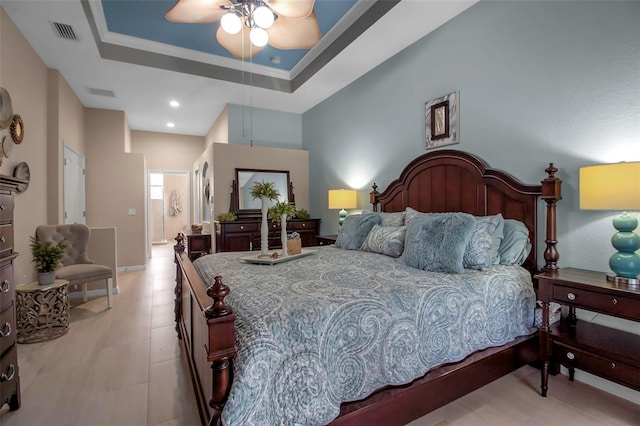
15,279,70,343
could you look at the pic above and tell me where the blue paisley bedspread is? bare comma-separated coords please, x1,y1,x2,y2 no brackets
193,246,536,426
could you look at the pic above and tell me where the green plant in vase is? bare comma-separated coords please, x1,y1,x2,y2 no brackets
295,208,311,219
217,212,237,222
250,181,280,257
269,201,297,256
29,236,66,285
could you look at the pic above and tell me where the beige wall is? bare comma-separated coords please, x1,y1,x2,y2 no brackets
46,69,85,224
0,7,49,282
85,109,146,267
211,143,309,219
205,105,229,146
131,130,205,171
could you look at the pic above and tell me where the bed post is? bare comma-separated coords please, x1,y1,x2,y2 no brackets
540,163,562,271
369,183,380,212
174,233,185,339
205,276,237,426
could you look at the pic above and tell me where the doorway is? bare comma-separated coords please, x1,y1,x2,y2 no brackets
148,170,189,247
63,144,86,224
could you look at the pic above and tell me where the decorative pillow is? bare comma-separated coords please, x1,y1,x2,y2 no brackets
404,207,430,226
360,225,406,257
463,214,505,270
397,213,476,273
498,219,532,266
380,211,405,227
335,213,382,250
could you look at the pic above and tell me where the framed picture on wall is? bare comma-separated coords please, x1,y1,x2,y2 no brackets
425,91,459,150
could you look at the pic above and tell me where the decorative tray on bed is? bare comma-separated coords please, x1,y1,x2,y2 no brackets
240,249,316,265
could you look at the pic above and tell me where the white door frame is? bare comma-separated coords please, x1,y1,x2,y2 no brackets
63,143,86,224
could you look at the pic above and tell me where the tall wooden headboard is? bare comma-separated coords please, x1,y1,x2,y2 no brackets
369,150,562,274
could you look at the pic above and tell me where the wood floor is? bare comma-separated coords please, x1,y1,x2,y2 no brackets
1,245,638,426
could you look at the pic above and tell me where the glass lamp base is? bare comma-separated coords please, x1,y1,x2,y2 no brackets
606,273,639,288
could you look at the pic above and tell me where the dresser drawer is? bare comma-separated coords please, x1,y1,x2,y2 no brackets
0,224,12,256
0,195,13,224
288,221,314,231
553,343,640,390
0,344,19,403
0,302,15,358
222,223,259,233
0,262,14,310
553,284,637,319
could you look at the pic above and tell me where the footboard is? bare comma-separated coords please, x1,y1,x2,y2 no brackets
174,235,236,426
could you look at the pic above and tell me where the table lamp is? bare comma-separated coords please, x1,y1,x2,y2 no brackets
580,162,640,286
328,189,357,225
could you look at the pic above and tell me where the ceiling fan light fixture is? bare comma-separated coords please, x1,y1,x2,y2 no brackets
221,12,242,34
253,6,274,29
249,27,269,47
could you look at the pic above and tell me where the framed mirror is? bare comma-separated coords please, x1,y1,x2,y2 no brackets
231,168,294,220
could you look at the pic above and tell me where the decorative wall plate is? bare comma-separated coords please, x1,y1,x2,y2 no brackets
2,134,13,158
10,114,23,144
0,87,13,129
13,162,30,193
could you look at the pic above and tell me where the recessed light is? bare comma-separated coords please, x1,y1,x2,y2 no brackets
166,122,175,128
169,100,180,107
270,56,281,64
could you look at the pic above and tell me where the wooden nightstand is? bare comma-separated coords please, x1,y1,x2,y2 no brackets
315,234,337,246
186,233,212,261
535,268,640,397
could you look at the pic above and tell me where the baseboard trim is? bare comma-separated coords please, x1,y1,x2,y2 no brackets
117,265,146,272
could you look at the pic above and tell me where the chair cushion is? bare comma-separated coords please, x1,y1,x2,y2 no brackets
56,264,112,285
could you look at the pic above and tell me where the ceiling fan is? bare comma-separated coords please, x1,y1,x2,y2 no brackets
166,0,322,59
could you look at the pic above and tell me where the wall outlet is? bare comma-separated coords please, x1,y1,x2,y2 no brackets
128,208,136,216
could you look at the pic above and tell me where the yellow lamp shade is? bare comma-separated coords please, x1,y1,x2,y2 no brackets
328,189,357,210
579,162,640,211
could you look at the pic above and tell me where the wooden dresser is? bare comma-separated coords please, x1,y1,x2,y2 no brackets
215,219,320,252
536,268,639,397
0,176,22,411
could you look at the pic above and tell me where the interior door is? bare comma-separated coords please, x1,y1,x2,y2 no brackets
63,144,86,224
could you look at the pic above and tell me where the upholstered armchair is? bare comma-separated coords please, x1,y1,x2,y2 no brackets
35,224,113,309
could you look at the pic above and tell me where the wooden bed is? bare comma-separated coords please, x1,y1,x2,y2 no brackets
173,149,562,426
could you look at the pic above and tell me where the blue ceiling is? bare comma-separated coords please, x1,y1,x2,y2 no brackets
101,0,357,71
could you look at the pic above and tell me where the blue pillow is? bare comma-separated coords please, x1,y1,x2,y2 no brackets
335,213,382,250
463,214,504,270
398,213,476,273
360,225,407,257
498,219,531,265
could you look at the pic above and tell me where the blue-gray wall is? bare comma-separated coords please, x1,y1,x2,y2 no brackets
228,104,303,149
303,0,639,401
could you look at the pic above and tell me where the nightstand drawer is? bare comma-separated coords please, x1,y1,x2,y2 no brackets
553,343,640,390
553,285,637,318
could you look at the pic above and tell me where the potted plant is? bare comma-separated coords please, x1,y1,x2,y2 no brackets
217,212,237,222
29,236,66,285
268,201,297,256
250,181,280,257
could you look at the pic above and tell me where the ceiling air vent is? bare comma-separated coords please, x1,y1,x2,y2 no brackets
52,22,78,41
88,88,115,98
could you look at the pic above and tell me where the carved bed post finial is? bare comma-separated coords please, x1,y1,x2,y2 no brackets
175,232,185,254
541,163,562,271
370,183,380,212
205,276,232,318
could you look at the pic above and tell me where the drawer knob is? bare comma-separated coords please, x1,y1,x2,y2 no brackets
0,236,5,243
0,204,5,210
611,298,618,305
566,352,575,360
302,223,306,227
567,292,576,301
0,322,11,337
0,279,9,292
0,364,15,382
240,226,244,230
611,362,616,369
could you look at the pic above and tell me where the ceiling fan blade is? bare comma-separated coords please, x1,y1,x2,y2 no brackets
267,12,321,50
267,0,315,18
165,0,231,23
216,27,263,59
